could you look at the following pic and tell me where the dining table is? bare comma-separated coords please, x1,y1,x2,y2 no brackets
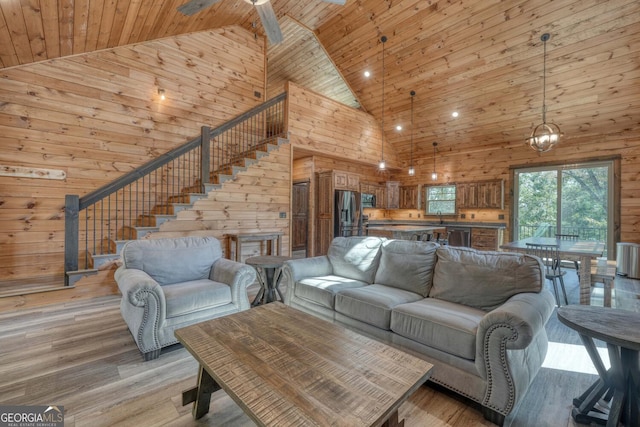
500,236,605,305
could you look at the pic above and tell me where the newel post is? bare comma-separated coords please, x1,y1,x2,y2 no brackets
201,126,211,192
64,194,80,286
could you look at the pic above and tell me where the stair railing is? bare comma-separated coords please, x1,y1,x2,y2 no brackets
64,92,287,285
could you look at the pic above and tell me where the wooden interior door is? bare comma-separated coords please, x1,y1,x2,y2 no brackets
292,182,309,254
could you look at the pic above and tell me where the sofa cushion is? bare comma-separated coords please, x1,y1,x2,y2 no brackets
121,237,222,285
162,279,231,318
391,298,485,360
335,284,423,330
295,275,369,309
374,240,438,296
328,237,384,283
430,246,544,311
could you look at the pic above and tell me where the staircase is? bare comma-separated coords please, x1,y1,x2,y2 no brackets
68,137,287,285
64,93,288,286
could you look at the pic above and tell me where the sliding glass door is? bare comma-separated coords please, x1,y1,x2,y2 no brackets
513,161,613,254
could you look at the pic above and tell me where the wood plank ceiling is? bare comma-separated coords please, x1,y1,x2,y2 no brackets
1,0,638,164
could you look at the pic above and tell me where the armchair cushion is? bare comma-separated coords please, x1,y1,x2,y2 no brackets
163,279,232,318
121,237,222,285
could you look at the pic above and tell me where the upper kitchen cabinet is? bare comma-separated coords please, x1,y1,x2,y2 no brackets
456,182,478,209
457,180,504,210
334,171,359,191
399,184,420,209
477,180,504,209
386,181,400,209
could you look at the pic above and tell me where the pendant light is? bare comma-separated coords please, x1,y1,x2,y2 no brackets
431,142,438,181
378,35,387,170
526,33,562,152
408,90,416,176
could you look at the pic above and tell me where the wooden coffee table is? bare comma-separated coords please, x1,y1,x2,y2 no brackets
175,303,433,426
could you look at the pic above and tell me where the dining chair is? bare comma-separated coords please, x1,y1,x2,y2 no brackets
555,233,581,275
526,243,569,306
419,232,434,242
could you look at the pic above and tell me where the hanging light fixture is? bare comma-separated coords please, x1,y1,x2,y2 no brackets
526,33,562,152
408,90,416,176
431,142,438,181
378,35,387,170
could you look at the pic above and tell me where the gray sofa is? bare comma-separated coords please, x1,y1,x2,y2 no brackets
115,236,256,360
280,236,556,425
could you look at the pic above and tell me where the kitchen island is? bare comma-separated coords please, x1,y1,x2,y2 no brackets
366,225,446,240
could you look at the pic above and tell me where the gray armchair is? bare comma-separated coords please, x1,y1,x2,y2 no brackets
115,236,256,360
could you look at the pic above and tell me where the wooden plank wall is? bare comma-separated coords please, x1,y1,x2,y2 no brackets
152,143,292,261
287,81,398,168
0,26,266,290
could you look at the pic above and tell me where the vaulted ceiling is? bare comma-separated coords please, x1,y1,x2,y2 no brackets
1,0,638,165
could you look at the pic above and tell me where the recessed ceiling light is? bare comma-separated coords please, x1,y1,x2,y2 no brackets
452,111,459,118
364,70,371,78
396,125,402,131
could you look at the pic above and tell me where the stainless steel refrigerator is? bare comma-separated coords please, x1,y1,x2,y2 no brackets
334,190,362,237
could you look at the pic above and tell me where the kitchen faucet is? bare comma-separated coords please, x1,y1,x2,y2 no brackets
437,210,443,224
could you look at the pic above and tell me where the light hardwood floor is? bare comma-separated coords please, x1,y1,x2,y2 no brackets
1,273,637,427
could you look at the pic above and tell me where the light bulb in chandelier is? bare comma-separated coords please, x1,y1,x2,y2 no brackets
378,160,386,170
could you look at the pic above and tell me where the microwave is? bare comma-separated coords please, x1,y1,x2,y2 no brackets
361,193,376,208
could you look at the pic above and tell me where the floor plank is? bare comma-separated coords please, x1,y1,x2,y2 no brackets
0,272,637,426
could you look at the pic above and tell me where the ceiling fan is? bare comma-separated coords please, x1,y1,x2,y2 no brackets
177,0,346,45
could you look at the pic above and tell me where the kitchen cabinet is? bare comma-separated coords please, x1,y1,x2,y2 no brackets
456,182,478,209
334,171,359,191
471,227,504,251
399,185,420,209
386,181,400,209
477,180,504,209
457,180,503,209
316,172,334,255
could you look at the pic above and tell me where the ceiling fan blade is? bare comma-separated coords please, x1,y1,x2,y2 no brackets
255,1,283,45
177,0,221,16
322,0,346,4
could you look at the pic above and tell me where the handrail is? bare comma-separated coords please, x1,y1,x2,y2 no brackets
64,92,288,285
79,92,287,209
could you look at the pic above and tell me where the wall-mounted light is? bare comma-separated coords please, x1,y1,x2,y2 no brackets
158,88,166,100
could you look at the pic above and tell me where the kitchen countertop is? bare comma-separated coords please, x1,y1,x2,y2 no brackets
367,220,506,229
367,225,446,232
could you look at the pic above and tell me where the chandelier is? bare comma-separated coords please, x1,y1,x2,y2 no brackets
526,33,562,152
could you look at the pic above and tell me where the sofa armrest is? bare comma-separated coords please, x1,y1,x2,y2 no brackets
281,256,333,305
475,289,556,415
211,257,257,311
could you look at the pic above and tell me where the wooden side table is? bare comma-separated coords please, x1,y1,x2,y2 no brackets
557,305,640,426
225,232,283,262
245,255,291,306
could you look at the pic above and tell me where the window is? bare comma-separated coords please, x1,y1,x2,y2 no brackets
425,185,456,215
512,159,616,255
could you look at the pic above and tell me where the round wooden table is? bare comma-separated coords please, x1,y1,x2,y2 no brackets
245,255,291,306
557,305,640,426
